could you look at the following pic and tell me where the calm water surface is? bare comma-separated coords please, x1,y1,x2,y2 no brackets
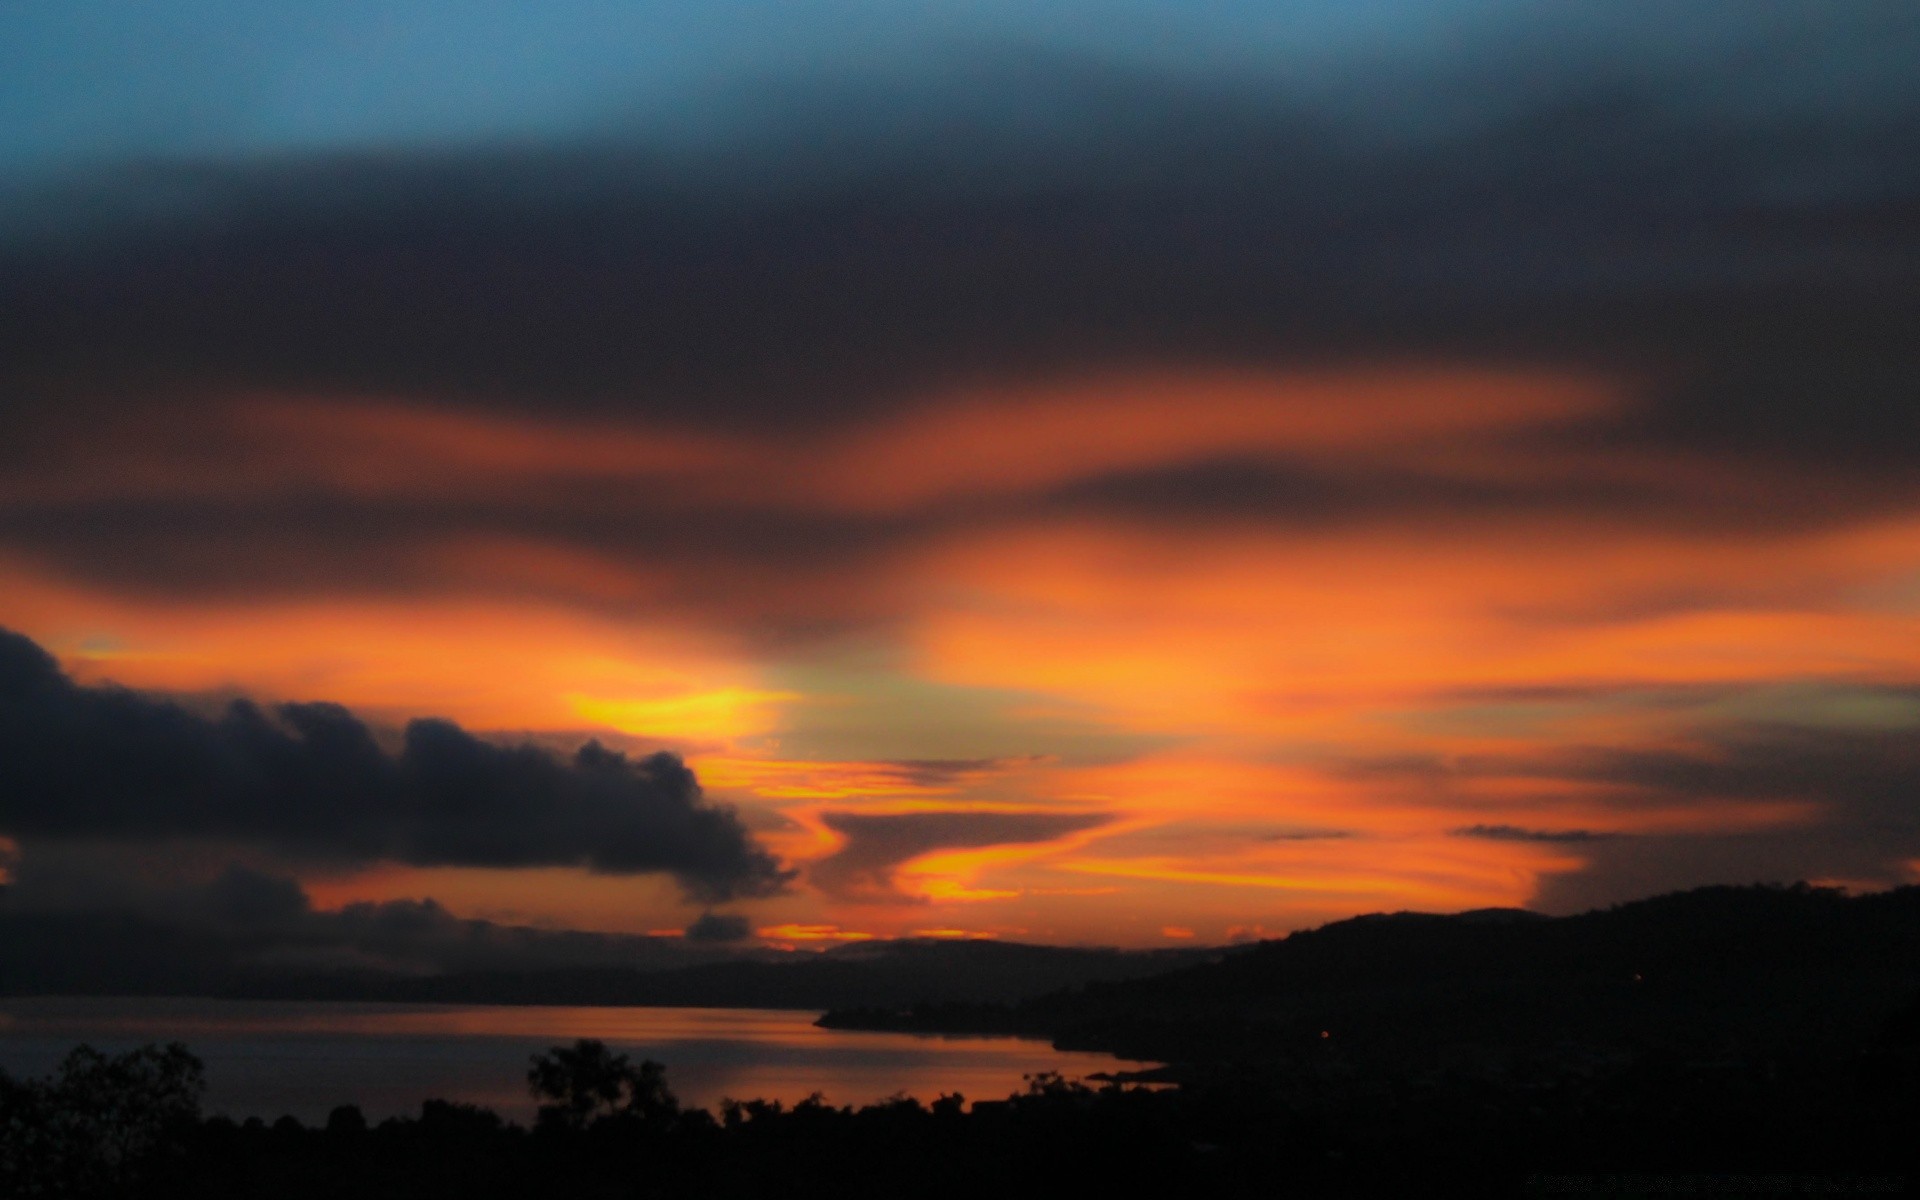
0,997,1144,1122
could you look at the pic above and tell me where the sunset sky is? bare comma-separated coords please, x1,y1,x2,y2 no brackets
3,2,1919,958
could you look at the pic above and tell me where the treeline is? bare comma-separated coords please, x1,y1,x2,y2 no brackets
5,1035,1918,1198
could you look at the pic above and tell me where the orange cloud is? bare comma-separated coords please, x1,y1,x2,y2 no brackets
4,368,1616,521
0,567,781,746
7,360,1919,944
795,367,1617,513
756,924,876,942
910,517,1920,746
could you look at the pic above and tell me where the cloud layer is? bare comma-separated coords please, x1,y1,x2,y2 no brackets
1,8,1917,941
0,21,1916,631
0,628,790,901
812,810,1113,902
0,859,754,990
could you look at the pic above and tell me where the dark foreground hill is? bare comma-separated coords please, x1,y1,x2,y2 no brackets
823,884,1920,1078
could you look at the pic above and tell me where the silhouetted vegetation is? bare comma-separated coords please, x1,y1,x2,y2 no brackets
4,1032,1914,1198
527,1039,677,1129
0,1042,204,1197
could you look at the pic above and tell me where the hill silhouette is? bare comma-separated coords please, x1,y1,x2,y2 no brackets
10,885,1920,1196
822,884,1920,1079
327,937,1218,1010
0,908,1215,1010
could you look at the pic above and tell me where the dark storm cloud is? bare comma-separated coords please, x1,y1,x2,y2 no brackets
0,627,792,901
1401,718,1920,911
811,809,1113,901
198,860,311,929
1529,827,1916,917
6,48,1915,443
0,489,910,619
0,13,1909,673
0,16,1915,604
1029,452,1883,534
0,860,752,985
322,892,713,973
683,911,754,943
1561,722,1920,825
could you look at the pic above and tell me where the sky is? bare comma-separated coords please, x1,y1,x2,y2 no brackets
2,1,1919,961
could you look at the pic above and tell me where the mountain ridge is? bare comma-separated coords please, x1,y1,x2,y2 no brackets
820,883,1920,1076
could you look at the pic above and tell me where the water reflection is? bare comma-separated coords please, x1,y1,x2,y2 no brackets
0,998,1145,1122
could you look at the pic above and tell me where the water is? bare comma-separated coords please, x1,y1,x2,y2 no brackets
0,997,1145,1123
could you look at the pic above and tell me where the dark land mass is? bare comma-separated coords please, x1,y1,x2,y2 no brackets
261,938,1221,1010
0,914,1219,1009
6,884,1920,1196
821,884,1920,1079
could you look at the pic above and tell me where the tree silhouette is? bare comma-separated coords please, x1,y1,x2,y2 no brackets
526,1038,677,1129
0,1042,204,1197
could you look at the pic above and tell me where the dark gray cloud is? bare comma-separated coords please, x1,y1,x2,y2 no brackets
811,810,1113,901
1559,723,1920,823
321,893,710,974
0,627,792,901
1258,829,1352,842
0,860,754,985
1030,453,1901,538
0,21,1916,616
869,758,1039,789
683,911,754,944
1452,824,1620,844
1409,719,1920,911
199,861,310,930
1309,709,1920,910
1530,829,1911,917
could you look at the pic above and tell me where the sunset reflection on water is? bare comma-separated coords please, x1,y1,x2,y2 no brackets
0,998,1141,1122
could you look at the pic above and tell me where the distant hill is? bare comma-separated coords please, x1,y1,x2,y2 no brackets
0,908,1218,1010
822,884,1920,1075
15,883,1919,1058
294,937,1221,1009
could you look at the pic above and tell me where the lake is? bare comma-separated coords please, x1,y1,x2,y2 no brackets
0,997,1144,1122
